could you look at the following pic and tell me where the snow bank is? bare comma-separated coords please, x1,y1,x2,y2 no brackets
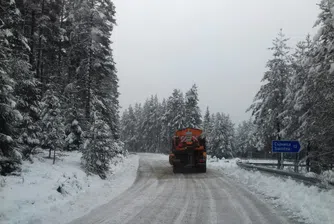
321,170,334,183
209,158,334,224
0,151,139,224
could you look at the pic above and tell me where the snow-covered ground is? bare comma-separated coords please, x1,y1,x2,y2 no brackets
0,151,139,224
321,170,334,183
208,157,334,224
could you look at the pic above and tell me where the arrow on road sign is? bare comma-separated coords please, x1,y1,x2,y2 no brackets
272,140,301,153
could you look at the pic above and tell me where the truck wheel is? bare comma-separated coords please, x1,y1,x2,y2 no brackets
173,165,179,173
198,166,206,173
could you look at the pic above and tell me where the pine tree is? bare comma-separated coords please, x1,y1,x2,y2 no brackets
133,103,143,152
64,110,83,151
82,112,115,179
141,97,155,152
298,0,334,170
14,68,41,159
154,96,164,152
40,89,64,164
281,35,313,141
184,84,201,128
210,113,235,159
248,29,291,154
206,113,216,155
166,89,186,134
160,99,171,152
134,95,163,153
0,1,25,174
120,106,137,152
235,119,257,157
8,3,42,159
202,107,212,137
71,0,117,124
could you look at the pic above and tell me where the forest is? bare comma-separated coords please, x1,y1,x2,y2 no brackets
120,85,235,159
0,0,121,179
1,0,334,179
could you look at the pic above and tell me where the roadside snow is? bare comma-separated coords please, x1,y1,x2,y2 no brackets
208,158,334,224
239,158,334,183
0,151,139,224
321,170,334,183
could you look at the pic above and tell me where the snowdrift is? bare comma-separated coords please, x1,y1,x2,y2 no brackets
208,157,334,224
0,151,139,224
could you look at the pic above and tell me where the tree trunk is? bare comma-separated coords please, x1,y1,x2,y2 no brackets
294,153,299,173
85,56,92,121
306,142,310,172
276,119,282,169
85,9,94,121
58,0,65,86
53,148,56,164
29,10,36,72
36,0,45,83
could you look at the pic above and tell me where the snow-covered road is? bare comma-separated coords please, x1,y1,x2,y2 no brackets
69,153,290,224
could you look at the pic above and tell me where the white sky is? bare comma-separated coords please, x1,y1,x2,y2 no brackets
112,0,319,124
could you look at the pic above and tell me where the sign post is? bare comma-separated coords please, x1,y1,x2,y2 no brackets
272,141,301,170
281,152,284,170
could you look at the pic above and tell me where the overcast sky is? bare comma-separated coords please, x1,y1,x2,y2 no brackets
112,0,319,124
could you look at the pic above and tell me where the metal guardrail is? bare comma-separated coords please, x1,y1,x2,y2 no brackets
243,163,304,167
236,162,334,187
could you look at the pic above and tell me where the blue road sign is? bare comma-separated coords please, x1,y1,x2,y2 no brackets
272,140,301,153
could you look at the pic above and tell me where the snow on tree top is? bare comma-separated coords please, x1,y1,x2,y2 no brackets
72,119,79,126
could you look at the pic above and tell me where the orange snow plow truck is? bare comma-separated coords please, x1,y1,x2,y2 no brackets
169,128,206,173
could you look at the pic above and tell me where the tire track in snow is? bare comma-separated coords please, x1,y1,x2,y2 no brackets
69,154,291,224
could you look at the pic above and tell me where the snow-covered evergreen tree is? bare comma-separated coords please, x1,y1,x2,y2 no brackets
14,67,41,159
184,84,201,128
0,1,24,174
8,7,42,159
71,0,117,124
150,95,162,152
133,103,143,151
281,35,313,141
166,89,186,133
120,106,137,152
202,107,213,154
206,113,216,155
210,113,235,159
139,99,152,152
64,110,83,151
202,107,212,137
248,29,291,149
235,119,257,157
160,99,171,152
95,55,120,140
82,112,115,179
40,89,64,164
125,95,162,153
298,0,334,169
